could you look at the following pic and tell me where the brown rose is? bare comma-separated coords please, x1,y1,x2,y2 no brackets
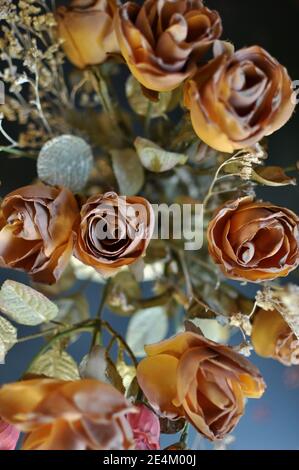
0,378,135,450
252,308,299,366
115,0,222,92
184,43,295,153
0,184,79,284
207,197,299,283
74,191,154,274
137,331,265,440
56,0,120,69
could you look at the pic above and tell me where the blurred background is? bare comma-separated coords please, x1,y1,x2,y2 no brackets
0,0,299,450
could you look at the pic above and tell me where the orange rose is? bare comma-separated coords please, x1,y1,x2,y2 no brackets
74,192,154,275
252,309,299,366
137,331,265,440
115,0,222,92
207,197,299,283
184,44,295,153
0,184,79,284
0,379,135,450
56,0,120,69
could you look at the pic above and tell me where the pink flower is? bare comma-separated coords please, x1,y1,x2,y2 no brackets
127,405,160,450
0,418,19,450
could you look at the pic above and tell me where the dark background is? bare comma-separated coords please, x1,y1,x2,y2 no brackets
1,0,299,450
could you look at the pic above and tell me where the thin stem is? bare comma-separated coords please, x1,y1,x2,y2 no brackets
248,301,258,320
23,324,96,376
28,69,52,135
0,119,19,147
90,279,111,350
203,162,238,207
203,149,252,208
102,320,138,368
17,327,59,343
0,147,34,158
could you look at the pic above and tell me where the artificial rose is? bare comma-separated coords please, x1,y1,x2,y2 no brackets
56,0,120,69
0,379,135,450
127,404,160,450
115,0,222,92
137,331,265,441
207,197,299,283
252,308,299,366
0,184,79,284
0,418,19,450
74,192,154,275
184,43,295,153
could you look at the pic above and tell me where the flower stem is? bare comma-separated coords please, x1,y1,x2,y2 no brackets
90,279,111,350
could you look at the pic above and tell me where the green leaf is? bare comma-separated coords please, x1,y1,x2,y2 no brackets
111,148,145,196
29,347,80,380
0,316,17,364
0,280,58,326
134,137,188,173
37,135,93,192
126,306,169,357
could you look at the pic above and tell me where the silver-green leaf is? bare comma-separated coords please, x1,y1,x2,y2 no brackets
37,135,93,192
0,280,58,326
0,316,17,364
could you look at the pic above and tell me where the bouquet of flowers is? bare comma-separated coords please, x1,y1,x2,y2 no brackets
0,0,298,451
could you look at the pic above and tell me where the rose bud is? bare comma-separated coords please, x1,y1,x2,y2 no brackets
137,331,265,441
74,192,154,275
127,404,160,450
207,197,299,283
0,184,79,284
0,418,19,450
115,0,222,92
252,308,299,366
56,0,120,69
184,43,295,153
0,379,135,450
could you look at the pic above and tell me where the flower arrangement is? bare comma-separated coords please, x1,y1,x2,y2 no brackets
0,0,298,451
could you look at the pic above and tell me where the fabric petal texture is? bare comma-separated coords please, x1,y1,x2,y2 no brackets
184,44,295,152
207,197,299,282
137,331,265,440
115,0,222,91
0,379,135,450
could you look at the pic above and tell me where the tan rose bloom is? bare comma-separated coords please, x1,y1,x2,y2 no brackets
56,0,120,69
115,0,222,92
252,308,299,367
207,197,299,283
0,379,135,450
74,192,154,275
184,44,295,153
137,331,265,440
0,185,79,284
